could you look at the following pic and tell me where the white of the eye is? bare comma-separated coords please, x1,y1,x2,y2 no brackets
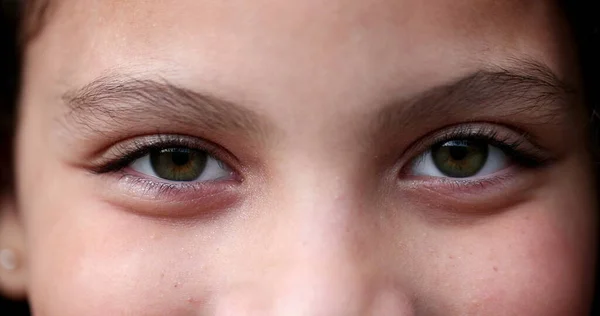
411,145,508,178
129,153,230,182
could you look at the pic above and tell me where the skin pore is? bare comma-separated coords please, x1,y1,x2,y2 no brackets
0,0,597,315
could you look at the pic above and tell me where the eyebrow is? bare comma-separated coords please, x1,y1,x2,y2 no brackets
63,75,273,142
63,59,575,148
372,60,575,140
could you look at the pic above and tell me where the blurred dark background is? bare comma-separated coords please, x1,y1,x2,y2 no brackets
0,0,28,315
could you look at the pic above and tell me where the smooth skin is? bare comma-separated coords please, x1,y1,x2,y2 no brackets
0,0,597,315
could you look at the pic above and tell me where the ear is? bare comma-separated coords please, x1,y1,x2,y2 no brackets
0,195,27,300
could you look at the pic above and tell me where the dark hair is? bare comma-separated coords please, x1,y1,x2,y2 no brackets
0,2,28,315
0,0,18,195
562,1,600,150
565,2,600,315
0,1,598,315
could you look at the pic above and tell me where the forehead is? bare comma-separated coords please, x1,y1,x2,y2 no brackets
25,0,571,109
48,0,551,33
38,0,563,45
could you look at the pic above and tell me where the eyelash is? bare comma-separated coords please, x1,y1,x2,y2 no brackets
90,134,237,177
404,124,552,174
91,124,551,193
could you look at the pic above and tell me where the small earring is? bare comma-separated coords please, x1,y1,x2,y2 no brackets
0,248,18,271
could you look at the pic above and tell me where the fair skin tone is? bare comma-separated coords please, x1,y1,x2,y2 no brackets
0,0,597,315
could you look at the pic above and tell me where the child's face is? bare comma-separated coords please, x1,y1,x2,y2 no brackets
2,0,597,314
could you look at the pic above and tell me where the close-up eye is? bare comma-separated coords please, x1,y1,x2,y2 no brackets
411,139,508,178
406,125,552,180
130,147,231,182
409,137,526,179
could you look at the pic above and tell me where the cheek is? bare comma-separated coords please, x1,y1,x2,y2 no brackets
420,202,596,315
25,199,220,315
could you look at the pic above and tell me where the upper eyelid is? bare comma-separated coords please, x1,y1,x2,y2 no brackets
89,134,239,175
86,124,551,179
403,123,551,162
396,124,555,181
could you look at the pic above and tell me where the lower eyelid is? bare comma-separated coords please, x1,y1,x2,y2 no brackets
124,165,235,185
120,173,231,194
94,172,243,218
398,165,542,212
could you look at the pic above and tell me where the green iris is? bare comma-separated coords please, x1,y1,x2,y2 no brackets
150,148,207,181
432,140,488,178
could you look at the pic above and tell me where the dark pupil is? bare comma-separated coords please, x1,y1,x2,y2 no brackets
448,145,469,160
432,140,488,178
171,152,190,166
150,148,207,181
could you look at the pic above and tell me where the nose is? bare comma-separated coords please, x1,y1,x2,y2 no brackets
211,180,415,315
212,235,415,315
267,256,416,316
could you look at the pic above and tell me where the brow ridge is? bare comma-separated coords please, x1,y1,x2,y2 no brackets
63,74,271,140
374,59,575,135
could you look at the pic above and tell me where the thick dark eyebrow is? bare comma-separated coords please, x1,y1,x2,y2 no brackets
63,75,272,141
372,60,576,142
